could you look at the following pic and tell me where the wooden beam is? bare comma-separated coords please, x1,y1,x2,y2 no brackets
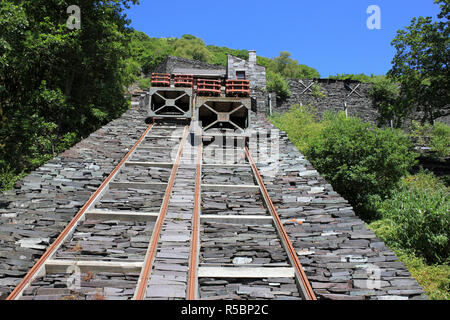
85,209,158,221
109,181,167,190
146,135,182,139
202,164,251,169
198,267,295,278
125,162,173,168
347,83,362,97
45,259,143,274
200,214,273,225
202,184,259,192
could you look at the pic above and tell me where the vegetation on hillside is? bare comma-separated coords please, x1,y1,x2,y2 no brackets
0,1,323,191
0,0,139,191
388,0,449,125
128,33,321,99
328,73,385,83
270,105,450,299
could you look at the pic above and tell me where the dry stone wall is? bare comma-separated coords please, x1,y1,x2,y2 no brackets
273,79,379,124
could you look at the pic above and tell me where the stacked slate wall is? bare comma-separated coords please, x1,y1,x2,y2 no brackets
273,79,379,124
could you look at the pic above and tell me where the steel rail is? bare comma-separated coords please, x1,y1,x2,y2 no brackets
187,143,203,300
245,147,317,301
6,123,155,300
134,125,189,300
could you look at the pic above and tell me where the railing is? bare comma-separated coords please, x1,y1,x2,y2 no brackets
174,74,194,88
151,73,171,87
197,79,222,96
226,80,250,97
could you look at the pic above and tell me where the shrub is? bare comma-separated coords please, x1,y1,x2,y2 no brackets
270,104,324,154
430,122,450,159
397,252,449,300
266,71,290,100
374,171,449,264
0,166,25,191
311,84,326,98
305,113,418,218
137,77,151,91
369,77,402,126
410,120,450,159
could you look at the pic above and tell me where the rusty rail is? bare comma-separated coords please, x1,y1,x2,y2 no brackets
7,123,156,300
245,147,317,301
187,143,203,300
134,125,190,300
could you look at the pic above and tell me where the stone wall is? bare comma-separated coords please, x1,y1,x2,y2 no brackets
270,79,450,126
273,79,379,124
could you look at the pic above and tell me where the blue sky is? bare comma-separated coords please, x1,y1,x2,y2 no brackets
124,0,442,77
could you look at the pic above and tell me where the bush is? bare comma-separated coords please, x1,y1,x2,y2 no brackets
410,120,450,159
311,84,326,98
270,104,324,154
397,252,449,300
0,166,25,191
305,113,418,218
430,122,450,159
369,77,402,126
137,77,151,91
266,71,290,100
374,172,449,264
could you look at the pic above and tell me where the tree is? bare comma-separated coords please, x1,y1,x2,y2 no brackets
130,31,174,74
369,76,403,127
388,0,449,124
266,71,290,99
207,45,248,66
173,34,211,63
0,0,138,177
269,51,320,79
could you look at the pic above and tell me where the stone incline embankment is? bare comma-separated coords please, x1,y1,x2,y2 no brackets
0,97,426,300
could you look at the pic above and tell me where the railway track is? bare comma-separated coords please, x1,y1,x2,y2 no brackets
6,121,316,301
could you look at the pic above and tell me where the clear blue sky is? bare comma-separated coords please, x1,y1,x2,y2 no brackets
124,0,442,77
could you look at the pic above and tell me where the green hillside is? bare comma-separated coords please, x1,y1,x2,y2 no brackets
129,31,320,77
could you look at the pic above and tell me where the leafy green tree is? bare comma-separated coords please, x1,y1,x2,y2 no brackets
207,45,248,66
369,76,404,127
0,0,138,180
266,71,290,99
388,0,449,124
306,113,418,218
173,34,211,63
269,51,320,79
130,31,174,74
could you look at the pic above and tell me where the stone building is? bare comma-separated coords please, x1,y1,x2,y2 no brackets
153,55,226,78
226,50,267,92
152,52,268,112
153,52,267,92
